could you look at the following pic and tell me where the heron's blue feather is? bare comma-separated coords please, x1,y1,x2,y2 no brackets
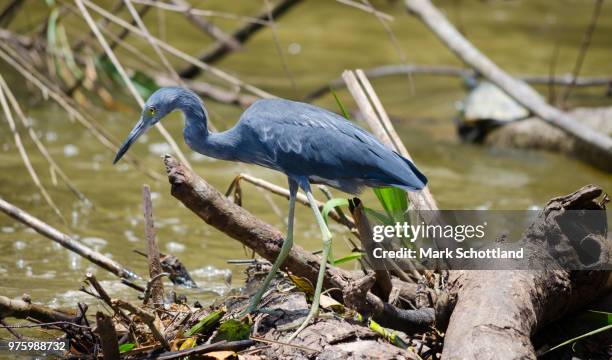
125,88,427,195
231,99,427,194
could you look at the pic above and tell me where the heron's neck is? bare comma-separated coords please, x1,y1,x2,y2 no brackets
175,91,239,161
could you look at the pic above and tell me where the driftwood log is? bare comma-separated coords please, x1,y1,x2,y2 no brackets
442,185,611,359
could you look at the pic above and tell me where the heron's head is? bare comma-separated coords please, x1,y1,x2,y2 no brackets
113,87,201,164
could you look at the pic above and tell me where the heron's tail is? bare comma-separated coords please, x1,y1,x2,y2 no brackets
391,152,428,192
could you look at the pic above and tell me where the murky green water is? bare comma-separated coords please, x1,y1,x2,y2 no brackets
1,0,611,310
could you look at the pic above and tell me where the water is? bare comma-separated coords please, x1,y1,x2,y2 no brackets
0,0,611,309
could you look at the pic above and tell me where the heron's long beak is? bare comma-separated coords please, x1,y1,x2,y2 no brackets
113,117,149,164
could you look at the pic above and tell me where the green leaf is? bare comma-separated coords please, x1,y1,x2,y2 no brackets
373,187,407,222
95,58,158,98
544,323,612,354
322,198,349,225
332,251,363,265
331,88,351,120
131,71,158,98
118,343,135,353
584,310,612,325
363,207,393,225
368,319,409,349
212,319,251,342
185,309,224,337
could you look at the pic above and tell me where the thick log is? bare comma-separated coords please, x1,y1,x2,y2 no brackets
0,197,139,280
442,185,612,359
405,0,612,171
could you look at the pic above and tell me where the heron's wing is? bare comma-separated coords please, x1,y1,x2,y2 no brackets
237,99,427,191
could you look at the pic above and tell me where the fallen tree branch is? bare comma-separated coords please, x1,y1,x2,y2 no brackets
163,155,434,332
441,185,612,359
178,0,302,78
405,0,612,171
156,75,258,107
0,197,139,280
305,64,612,101
0,295,75,324
171,0,241,50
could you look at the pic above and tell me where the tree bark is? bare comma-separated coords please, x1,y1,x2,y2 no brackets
442,185,612,359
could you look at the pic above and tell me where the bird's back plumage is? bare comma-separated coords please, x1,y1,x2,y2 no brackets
232,99,427,194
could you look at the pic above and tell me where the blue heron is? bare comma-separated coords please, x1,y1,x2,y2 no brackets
113,87,427,338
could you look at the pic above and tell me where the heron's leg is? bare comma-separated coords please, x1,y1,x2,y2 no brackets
241,179,298,316
287,182,332,342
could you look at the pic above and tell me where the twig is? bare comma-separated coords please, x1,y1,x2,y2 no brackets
85,273,132,324
130,0,272,25
547,41,560,104
0,76,89,204
142,185,165,308
305,63,612,101
134,339,255,360
0,197,139,279
0,295,75,324
335,0,394,21
75,0,193,170
78,0,274,99
170,0,241,50
264,0,297,94
225,173,356,230
0,76,65,223
121,278,146,292
95,312,120,360
178,0,302,78
405,0,612,170
0,0,23,27
0,321,89,329
0,42,163,181
561,0,604,105
360,0,414,94
142,273,169,305
124,0,183,86
342,69,437,212
250,335,318,353
0,318,22,339
112,299,170,350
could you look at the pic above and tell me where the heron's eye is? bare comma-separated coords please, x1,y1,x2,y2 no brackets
148,106,156,116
